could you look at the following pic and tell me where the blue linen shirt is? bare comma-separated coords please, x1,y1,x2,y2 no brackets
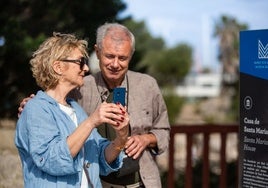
15,91,124,188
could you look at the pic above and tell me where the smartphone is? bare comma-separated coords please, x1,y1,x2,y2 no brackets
113,87,126,106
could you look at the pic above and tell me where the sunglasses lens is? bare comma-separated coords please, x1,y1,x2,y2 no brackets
80,57,88,70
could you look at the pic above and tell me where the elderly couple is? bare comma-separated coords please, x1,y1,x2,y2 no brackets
15,22,170,188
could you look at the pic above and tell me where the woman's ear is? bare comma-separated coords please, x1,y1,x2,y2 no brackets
52,61,63,75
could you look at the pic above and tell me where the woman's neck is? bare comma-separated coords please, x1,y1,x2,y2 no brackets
46,87,69,106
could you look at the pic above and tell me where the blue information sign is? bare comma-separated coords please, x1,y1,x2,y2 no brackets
240,29,268,187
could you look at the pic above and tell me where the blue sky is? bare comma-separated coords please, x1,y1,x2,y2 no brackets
119,0,268,72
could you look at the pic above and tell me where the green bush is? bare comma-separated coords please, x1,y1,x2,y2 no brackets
163,92,184,125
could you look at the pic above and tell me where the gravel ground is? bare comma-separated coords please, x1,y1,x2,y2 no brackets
0,127,23,188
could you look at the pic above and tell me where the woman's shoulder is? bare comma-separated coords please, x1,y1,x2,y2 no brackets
25,91,51,108
19,91,56,120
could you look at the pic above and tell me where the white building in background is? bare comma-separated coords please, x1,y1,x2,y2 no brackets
176,73,222,98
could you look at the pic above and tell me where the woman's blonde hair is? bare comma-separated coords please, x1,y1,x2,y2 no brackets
30,32,88,90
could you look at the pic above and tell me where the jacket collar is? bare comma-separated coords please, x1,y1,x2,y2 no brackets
95,71,128,102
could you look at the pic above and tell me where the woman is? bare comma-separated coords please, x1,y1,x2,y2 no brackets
15,32,129,188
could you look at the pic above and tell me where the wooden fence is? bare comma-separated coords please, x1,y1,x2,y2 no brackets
167,124,239,188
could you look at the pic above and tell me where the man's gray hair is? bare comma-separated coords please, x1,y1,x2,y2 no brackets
96,23,135,55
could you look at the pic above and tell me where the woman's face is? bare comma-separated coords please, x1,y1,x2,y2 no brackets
60,48,89,88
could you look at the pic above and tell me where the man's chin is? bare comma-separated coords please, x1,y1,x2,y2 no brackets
107,73,120,79
103,70,124,81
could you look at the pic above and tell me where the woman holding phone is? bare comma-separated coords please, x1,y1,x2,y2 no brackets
15,32,129,188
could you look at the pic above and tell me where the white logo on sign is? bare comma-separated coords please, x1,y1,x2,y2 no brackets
244,96,253,110
258,40,268,59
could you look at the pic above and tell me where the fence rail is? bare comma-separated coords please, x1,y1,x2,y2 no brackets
167,124,239,188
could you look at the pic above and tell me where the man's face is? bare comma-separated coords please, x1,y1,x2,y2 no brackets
95,34,132,88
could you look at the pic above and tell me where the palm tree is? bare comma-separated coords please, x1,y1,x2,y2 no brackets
214,15,248,122
214,15,247,87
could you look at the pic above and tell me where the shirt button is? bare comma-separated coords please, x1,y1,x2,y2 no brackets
85,162,90,168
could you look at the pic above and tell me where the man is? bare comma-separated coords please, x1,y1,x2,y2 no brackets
19,23,170,188
75,23,170,188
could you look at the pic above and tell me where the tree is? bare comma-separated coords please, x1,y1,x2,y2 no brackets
214,15,247,86
123,19,165,72
214,15,248,122
141,44,193,87
0,0,127,118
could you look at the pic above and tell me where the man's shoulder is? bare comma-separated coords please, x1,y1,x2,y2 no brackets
127,70,157,84
127,70,155,80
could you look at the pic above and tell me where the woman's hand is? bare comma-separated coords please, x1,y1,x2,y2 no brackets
92,102,129,163
68,102,129,158
88,102,129,130
112,103,129,145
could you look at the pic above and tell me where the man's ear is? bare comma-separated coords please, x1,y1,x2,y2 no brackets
94,44,100,60
52,61,63,75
